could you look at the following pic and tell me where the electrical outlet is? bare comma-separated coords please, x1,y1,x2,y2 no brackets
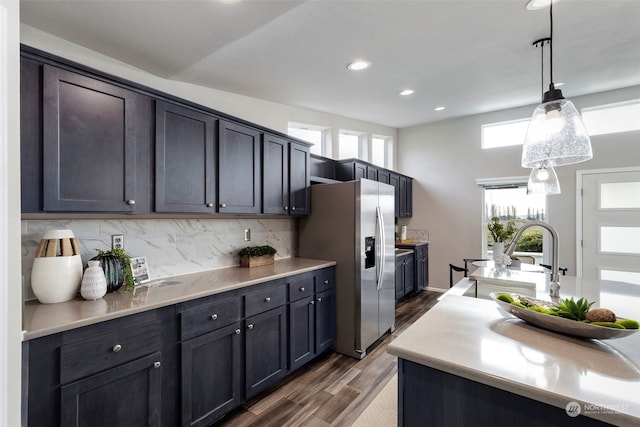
112,234,124,250
244,229,251,242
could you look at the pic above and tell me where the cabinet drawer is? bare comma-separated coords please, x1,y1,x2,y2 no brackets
415,244,428,258
315,268,335,293
180,296,242,340
288,272,314,302
245,282,286,317
60,320,161,384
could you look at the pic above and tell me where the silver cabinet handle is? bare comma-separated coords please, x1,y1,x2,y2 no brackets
324,280,329,284
153,361,161,369
235,329,241,335
299,287,305,292
284,206,288,210
206,203,214,207
211,314,218,320
220,203,227,208
291,207,296,211
310,300,315,305
112,344,122,353
247,324,254,330
265,297,271,302
317,297,322,302
126,200,136,205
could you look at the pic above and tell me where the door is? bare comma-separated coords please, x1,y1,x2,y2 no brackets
581,169,640,287
315,289,336,354
263,134,289,214
155,101,216,213
218,120,261,214
60,353,162,427
289,296,315,370
42,65,138,212
289,141,310,215
181,323,242,427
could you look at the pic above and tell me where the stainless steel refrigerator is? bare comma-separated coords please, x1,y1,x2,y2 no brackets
299,179,395,359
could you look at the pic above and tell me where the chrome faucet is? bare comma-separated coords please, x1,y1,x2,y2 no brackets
504,221,561,297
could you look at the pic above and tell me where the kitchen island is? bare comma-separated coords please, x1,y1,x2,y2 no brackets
387,271,640,427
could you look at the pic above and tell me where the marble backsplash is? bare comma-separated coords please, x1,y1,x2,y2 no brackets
22,218,295,301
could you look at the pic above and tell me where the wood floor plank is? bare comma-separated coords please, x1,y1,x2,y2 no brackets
216,290,440,427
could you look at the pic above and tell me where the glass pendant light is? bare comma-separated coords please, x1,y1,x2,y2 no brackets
522,1,592,168
527,163,561,195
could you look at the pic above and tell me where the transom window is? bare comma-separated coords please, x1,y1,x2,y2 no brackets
338,131,362,160
288,123,328,156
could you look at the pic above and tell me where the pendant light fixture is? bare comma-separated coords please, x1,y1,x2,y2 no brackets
522,0,592,168
527,162,561,195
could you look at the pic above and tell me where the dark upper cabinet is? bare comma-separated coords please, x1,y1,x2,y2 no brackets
289,141,310,215
398,175,413,218
155,101,216,213
366,165,378,181
390,173,401,218
336,160,366,181
218,121,262,214
41,65,143,212
377,169,391,185
263,134,289,214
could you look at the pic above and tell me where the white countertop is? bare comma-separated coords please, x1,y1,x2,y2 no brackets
23,257,336,340
388,293,640,426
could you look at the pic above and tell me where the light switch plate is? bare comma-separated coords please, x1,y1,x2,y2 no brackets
244,229,251,241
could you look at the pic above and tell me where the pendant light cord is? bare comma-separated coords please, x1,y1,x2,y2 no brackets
549,1,554,88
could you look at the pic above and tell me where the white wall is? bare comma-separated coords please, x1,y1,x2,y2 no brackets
20,25,397,161
398,86,640,291
1,0,22,425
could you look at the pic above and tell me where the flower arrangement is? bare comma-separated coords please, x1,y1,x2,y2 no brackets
487,217,517,243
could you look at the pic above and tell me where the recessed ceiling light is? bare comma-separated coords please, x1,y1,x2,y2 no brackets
526,0,559,11
399,89,415,96
347,60,372,71
434,106,446,111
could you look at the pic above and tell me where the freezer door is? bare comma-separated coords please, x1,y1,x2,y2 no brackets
377,182,396,336
356,179,381,353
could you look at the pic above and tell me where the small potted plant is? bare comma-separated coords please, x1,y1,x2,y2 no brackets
90,248,137,292
487,217,516,262
239,245,277,268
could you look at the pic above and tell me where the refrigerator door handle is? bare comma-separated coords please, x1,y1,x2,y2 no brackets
376,205,386,291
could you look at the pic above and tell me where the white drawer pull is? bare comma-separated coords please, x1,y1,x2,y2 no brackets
265,297,271,302
153,361,161,369
211,314,218,320
112,344,122,353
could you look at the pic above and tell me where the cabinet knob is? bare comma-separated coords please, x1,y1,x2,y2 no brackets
265,297,271,302
220,203,227,208
284,206,288,210
153,361,161,369
310,300,315,305
291,207,296,211
206,203,214,208
324,280,329,284
126,200,136,206
211,314,218,320
112,344,122,353
299,287,305,292
235,329,241,335
317,297,322,302
247,324,254,330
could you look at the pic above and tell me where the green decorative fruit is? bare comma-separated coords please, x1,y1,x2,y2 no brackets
496,293,514,304
616,319,639,329
590,321,626,329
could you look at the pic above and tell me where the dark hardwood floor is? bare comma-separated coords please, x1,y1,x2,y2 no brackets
215,290,441,427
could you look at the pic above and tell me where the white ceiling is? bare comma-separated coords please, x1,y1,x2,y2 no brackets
20,0,640,128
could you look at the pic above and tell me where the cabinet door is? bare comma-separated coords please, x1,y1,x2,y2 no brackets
378,169,391,185
155,101,216,213
399,176,408,217
218,121,261,213
289,141,310,215
406,177,413,217
390,173,400,218
404,256,415,295
60,352,162,427
315,289,336,354
395,257,405,300
245,305,287,398
263,134,289,215
289,296,315,371
354,162,367,180
42,65,139,212
181,323,242,427
366,166,378,181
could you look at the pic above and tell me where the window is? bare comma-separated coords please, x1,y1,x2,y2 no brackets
371,135,393,168
482,183,547,262
338,131,362,160
582,100,640,136
287,123,327,156
481,119,530,149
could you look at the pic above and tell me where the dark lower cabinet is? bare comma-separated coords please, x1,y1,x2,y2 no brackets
396,244,429,292
289,296,316,371
61,352,162,427
245,305,288,398
181,323,242,427
315,288,336,354
41,65,143,212
155,101,216,213
395,253,415,301
218,120,262,214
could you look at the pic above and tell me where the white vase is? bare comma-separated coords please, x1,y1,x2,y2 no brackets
492,242,505,263
81,260,107,301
